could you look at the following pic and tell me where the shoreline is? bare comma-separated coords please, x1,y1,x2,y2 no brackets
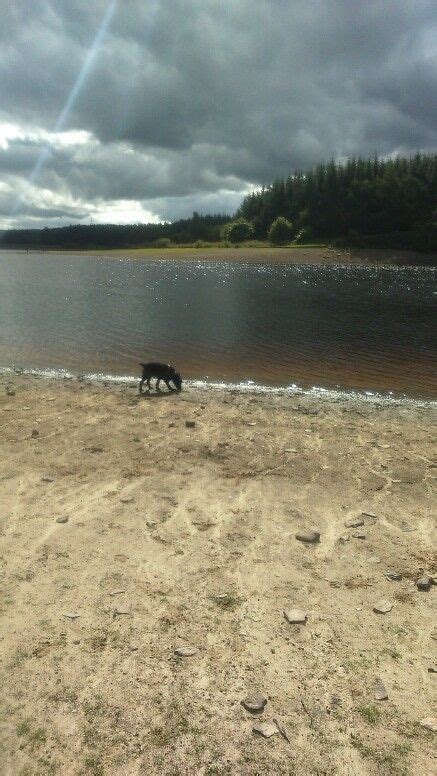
1,372,435,773
3,245,436,266
1,365,435,407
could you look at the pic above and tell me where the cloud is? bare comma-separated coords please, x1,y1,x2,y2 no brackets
0,0,436,228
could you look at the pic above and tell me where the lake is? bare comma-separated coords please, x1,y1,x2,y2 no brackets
0,252,436,398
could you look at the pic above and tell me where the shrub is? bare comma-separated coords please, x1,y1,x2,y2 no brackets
222,219,254,244
268,217,294,245
153,237,172,248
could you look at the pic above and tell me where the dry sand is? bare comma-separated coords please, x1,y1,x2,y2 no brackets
0,374,435,775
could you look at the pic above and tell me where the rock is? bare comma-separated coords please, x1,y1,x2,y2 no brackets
417,576,432,591
72,639,80,645
344,517,364,528
168,422,175,427
6,387,15,396
399,521,414,533
114,607,130,616
362,512,377,518
420,717,437,733
295,529,320,544
185,420,196,428
373,599,393,614
120,496,134,504
384,571,402,581
427,666,437,674
252,722,279,738
109,589,126,596
284,609,307,624
174,646,198,657
31,429,39,438
352,531,366,539
41,476,54,483
337,533,350,544
56,516,69,524
63,612,80,619
146,521,157,529
374,677,389,700
241,694,267,713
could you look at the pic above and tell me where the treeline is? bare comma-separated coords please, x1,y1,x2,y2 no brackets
1,154,436,253
237,153,437,252
0,213,229,250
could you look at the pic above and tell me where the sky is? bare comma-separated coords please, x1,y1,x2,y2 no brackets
0,0,436,230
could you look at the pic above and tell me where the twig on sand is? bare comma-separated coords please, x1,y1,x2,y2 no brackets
273,717,291,743
300,699,314,727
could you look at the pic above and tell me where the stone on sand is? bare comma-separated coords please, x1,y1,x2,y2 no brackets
241,694,267,713
284,609,307,624
185,420,196,428
344,517,364,528
373,599,393,614
63,612,80,619
56,516,69,524
416,576,433,591
384,571,402,581
252,722,279,738
374,677,389,700
174,646,198,657
295,529,320,544
420,717,437,733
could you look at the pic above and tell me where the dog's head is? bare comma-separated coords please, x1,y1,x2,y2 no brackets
173,372,182,391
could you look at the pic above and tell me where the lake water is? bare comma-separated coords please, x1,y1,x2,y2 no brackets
0,252,436,398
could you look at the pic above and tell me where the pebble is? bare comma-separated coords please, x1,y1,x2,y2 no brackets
56,516,69,524
384,571,402,581
344,517,364,528
168,422,175,427
41,476,54,483
241,694,268,713
146,521,157,529
417,576,433,591
72,639,80,645
373,599,393,614
284,608,307,624
114,607,130,616
109,589,126,596
120,496,134,504
63,612,80,619
31,429,39,438
362,511,377,518
420,717,437,733
337,533,350,544
185,420,196,428
174,646,198,657
352,531,366,539
252,722,279,738
374,677,389,701
295,529,320,544
427,666,437,673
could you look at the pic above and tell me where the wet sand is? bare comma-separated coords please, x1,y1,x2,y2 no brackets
0,374,435,775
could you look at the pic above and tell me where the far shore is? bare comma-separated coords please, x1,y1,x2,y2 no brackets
5,244,436,266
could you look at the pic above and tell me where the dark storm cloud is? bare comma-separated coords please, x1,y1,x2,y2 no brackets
0,0,436,227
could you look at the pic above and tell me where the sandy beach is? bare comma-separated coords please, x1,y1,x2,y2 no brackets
0,373,435,775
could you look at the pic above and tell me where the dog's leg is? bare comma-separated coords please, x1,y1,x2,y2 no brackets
156,378,161,391
139,378,145,394
146,378,151,390
165,380,173,391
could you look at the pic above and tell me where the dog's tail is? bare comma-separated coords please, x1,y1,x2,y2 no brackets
139,362,148,367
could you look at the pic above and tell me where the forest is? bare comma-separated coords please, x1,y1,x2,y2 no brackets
1,154,436,253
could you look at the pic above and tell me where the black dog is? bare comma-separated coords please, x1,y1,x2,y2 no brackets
139,362,182,393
